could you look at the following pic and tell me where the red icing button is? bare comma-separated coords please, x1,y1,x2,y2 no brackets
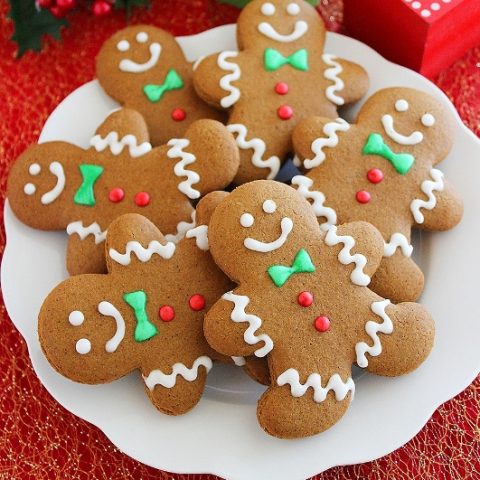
274,82,289,95
171,108,186,121
367,168,384,184
159,305,175,322
356,190,371,204
314,315,330,333
108,187,124,203
297,291,313,307
135,192,150,207
189,294,206,311
277,105,293,120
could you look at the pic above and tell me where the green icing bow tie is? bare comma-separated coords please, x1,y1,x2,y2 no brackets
268,249,315,288
264,48,309,72
143,69,184,103
362,133,415,175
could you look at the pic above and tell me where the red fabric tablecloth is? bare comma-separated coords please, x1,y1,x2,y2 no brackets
0,1,479,478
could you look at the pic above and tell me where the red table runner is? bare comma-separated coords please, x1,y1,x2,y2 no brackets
0,0,479,478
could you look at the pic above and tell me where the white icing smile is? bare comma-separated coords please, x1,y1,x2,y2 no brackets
257,20,308,43
244,217,293,252
117,32,162,73
381,114,423,146
25,161,66,205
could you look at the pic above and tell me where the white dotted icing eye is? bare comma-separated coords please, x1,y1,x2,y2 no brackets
261,2,275,15
286,2,300,15
69,310,85,327
24,183,36,195
76,338,91,355
29,163,41,175
240,213,255,228
395,99,409,112
421,113,435,127
262,199,277,214
117,40,130,52
136,32,148,43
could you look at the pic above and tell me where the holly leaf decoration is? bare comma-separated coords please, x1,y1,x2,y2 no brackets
115,0,150,18
218,0,318,6
8,0,68,57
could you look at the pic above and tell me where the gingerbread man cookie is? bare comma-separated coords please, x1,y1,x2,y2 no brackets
193,0,369,184
39,194,232,415
292,87,463,302
204,180,434,438
7,108,239,275
96,25,224,145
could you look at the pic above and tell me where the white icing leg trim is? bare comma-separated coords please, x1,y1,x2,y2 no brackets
67,221,107,245
109,240,176,266
223,291,274,357
277,369,355,403
291,175,337,230
410,168,444,224
324,225,370,286
186,224,209,251
322,54,345,106
303,118,350,169
231,356,246,366
164,211,196,243
98,301,126,353
355,299,393,368
41,162,66,205
143,356,213,390
227,124,280,180
90,132,152,158
166,138,201,200
218,51,241,108
383,233,413,258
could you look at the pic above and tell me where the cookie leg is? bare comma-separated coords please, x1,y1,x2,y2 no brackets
67,231,107,275
244,356,270,386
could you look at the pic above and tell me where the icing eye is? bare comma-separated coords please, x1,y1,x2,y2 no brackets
240,213,254,228
76,338,91,355
117,40,130,52
69,310,85,326
29,163,41,175
262,199,277,214
286,2,300,15
421,113,435,127
136,32,148,43
24,183,36,195
395,99,409,112
261,2,275,15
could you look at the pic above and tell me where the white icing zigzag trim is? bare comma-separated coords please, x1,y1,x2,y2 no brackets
90,132,152,158
227,124,280,179
383,233,413,258
322,54,345,106
109,240,176,266
291,175,337,231
324,225,370,286
303,118,350,169
218,51,241,108
67,221,107,245
164,211,196,243
167,138,201,200
355,299,393,368
410,168,444,224
277,369,355,403
186,224,209,251
143,356,213,390
223,291,274,357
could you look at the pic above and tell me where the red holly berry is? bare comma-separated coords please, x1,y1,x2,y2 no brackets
92,0,112,16
37,0,53,9
56,0,75,10
50,5,67,17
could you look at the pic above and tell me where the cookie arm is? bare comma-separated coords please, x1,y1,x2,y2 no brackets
329,57,369,105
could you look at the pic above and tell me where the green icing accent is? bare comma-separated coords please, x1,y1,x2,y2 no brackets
143,69,184,103
264,48,309,72
267,249,315,288
362,133,415,175
123,290,158,342
73,164,104,206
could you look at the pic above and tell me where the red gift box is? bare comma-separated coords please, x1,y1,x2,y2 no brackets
344,0,480,79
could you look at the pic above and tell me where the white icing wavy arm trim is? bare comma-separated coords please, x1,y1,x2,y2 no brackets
143,356,213,390
186,224,209,251
67,221,107,245
227,124,280,179
109,240,175,266
166,138,201,200
291,175,337,230
277,369,355,403
90,132,152,158
355,299,393,368
324,226,370,286
303,118,350,169
217,51,241,108
322,54,345,106
383,233,413,258
164,211,196,243
410,168,445,224
222,291,273,357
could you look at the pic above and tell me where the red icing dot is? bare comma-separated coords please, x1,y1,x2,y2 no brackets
297,291,313,307
274,82,289,95
189,294,206,311
108,187,124,203
171,108,186,121
159,305,175,322
356,190,371,204
135,192,150,207
314,315,330,333
367,168,384,184
277,105,293,120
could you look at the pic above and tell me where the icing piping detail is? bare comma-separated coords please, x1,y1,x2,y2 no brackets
67,221,107,245
119,42,162,73
410,168,444,224
98,301,126,353
322,54,345,106
164,211,196,243
218,51,241,108
231,356,246,366
382,114,423,146
257,21,308,43
41,162,66,205
383,233,413,258
90,132,152,158
186,224,209,251
109,240,176,265
244,217,293,253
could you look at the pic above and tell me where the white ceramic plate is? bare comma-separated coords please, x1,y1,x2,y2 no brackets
2,25,480,480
